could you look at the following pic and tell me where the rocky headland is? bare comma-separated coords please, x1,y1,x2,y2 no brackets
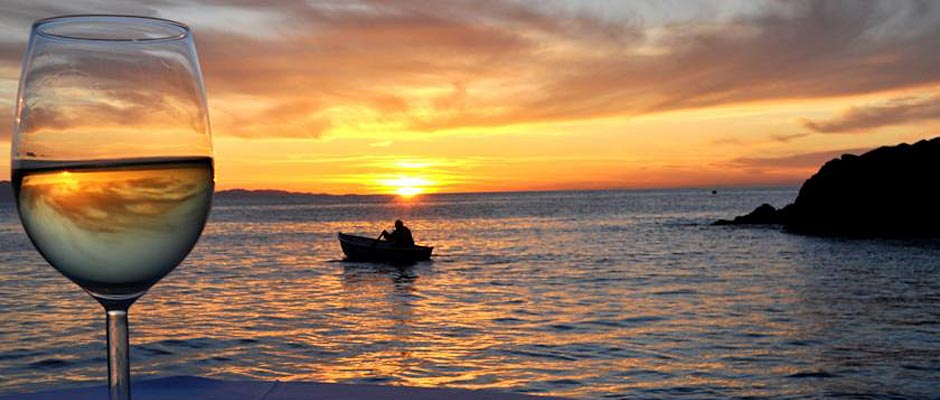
715,138,940,237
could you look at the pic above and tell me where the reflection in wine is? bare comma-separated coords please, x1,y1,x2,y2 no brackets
13,157,214,298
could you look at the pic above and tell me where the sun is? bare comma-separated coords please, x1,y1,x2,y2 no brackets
395,186,424,197
379,176,433,198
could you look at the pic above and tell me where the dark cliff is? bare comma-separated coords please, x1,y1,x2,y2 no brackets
715,138,940,237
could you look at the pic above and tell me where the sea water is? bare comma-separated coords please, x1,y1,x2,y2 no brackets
0,188,938,399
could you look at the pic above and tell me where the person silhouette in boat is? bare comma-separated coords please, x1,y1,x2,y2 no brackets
380,220,415,247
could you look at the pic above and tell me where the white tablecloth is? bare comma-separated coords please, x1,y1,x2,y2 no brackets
0,376,573,400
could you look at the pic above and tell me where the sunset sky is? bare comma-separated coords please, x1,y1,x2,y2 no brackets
1,0,939,195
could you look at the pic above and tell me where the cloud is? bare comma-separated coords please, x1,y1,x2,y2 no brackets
728,147,870,170
0,1,164,66
0,40,23,68
0,103,11,139
1,0,940,138
770,132,812,142
710,137,745,145
405,1,940,130
802,94,940,133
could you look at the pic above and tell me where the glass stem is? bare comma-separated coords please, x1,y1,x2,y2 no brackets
106,308,131,400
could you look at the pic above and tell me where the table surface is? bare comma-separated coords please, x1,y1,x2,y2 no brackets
0,376,574,400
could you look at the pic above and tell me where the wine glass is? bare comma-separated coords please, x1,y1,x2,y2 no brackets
11,15,213,400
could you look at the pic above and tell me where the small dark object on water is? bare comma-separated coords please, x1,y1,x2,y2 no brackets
711,190,717,195
338,232,433,264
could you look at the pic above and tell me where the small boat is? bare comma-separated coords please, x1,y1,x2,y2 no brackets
338,232,433,263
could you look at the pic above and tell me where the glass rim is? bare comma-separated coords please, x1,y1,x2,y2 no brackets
33,15,191,43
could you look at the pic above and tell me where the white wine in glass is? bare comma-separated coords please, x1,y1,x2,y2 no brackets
12,15,213,400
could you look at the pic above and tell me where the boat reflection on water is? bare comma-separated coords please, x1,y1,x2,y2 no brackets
336,260,432,380
340,261,429,323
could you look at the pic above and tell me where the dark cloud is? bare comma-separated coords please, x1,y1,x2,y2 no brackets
770,133,812,143
728,147,870,170
411,1,940,130
0,40,24,67
0,1,164,67
802,95,940,133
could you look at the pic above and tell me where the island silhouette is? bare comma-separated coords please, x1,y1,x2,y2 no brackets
715,137,940,237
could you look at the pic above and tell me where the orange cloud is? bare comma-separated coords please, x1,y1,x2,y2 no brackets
727,147,871,172
802,94,940,134
0,103,11,139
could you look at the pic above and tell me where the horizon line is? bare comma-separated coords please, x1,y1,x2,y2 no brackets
0,180,804,198
213,183,803,198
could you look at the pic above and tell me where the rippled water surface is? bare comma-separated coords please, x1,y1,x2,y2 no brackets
1,189,940,399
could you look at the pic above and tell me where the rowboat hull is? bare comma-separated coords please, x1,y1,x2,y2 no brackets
338,232,433,263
